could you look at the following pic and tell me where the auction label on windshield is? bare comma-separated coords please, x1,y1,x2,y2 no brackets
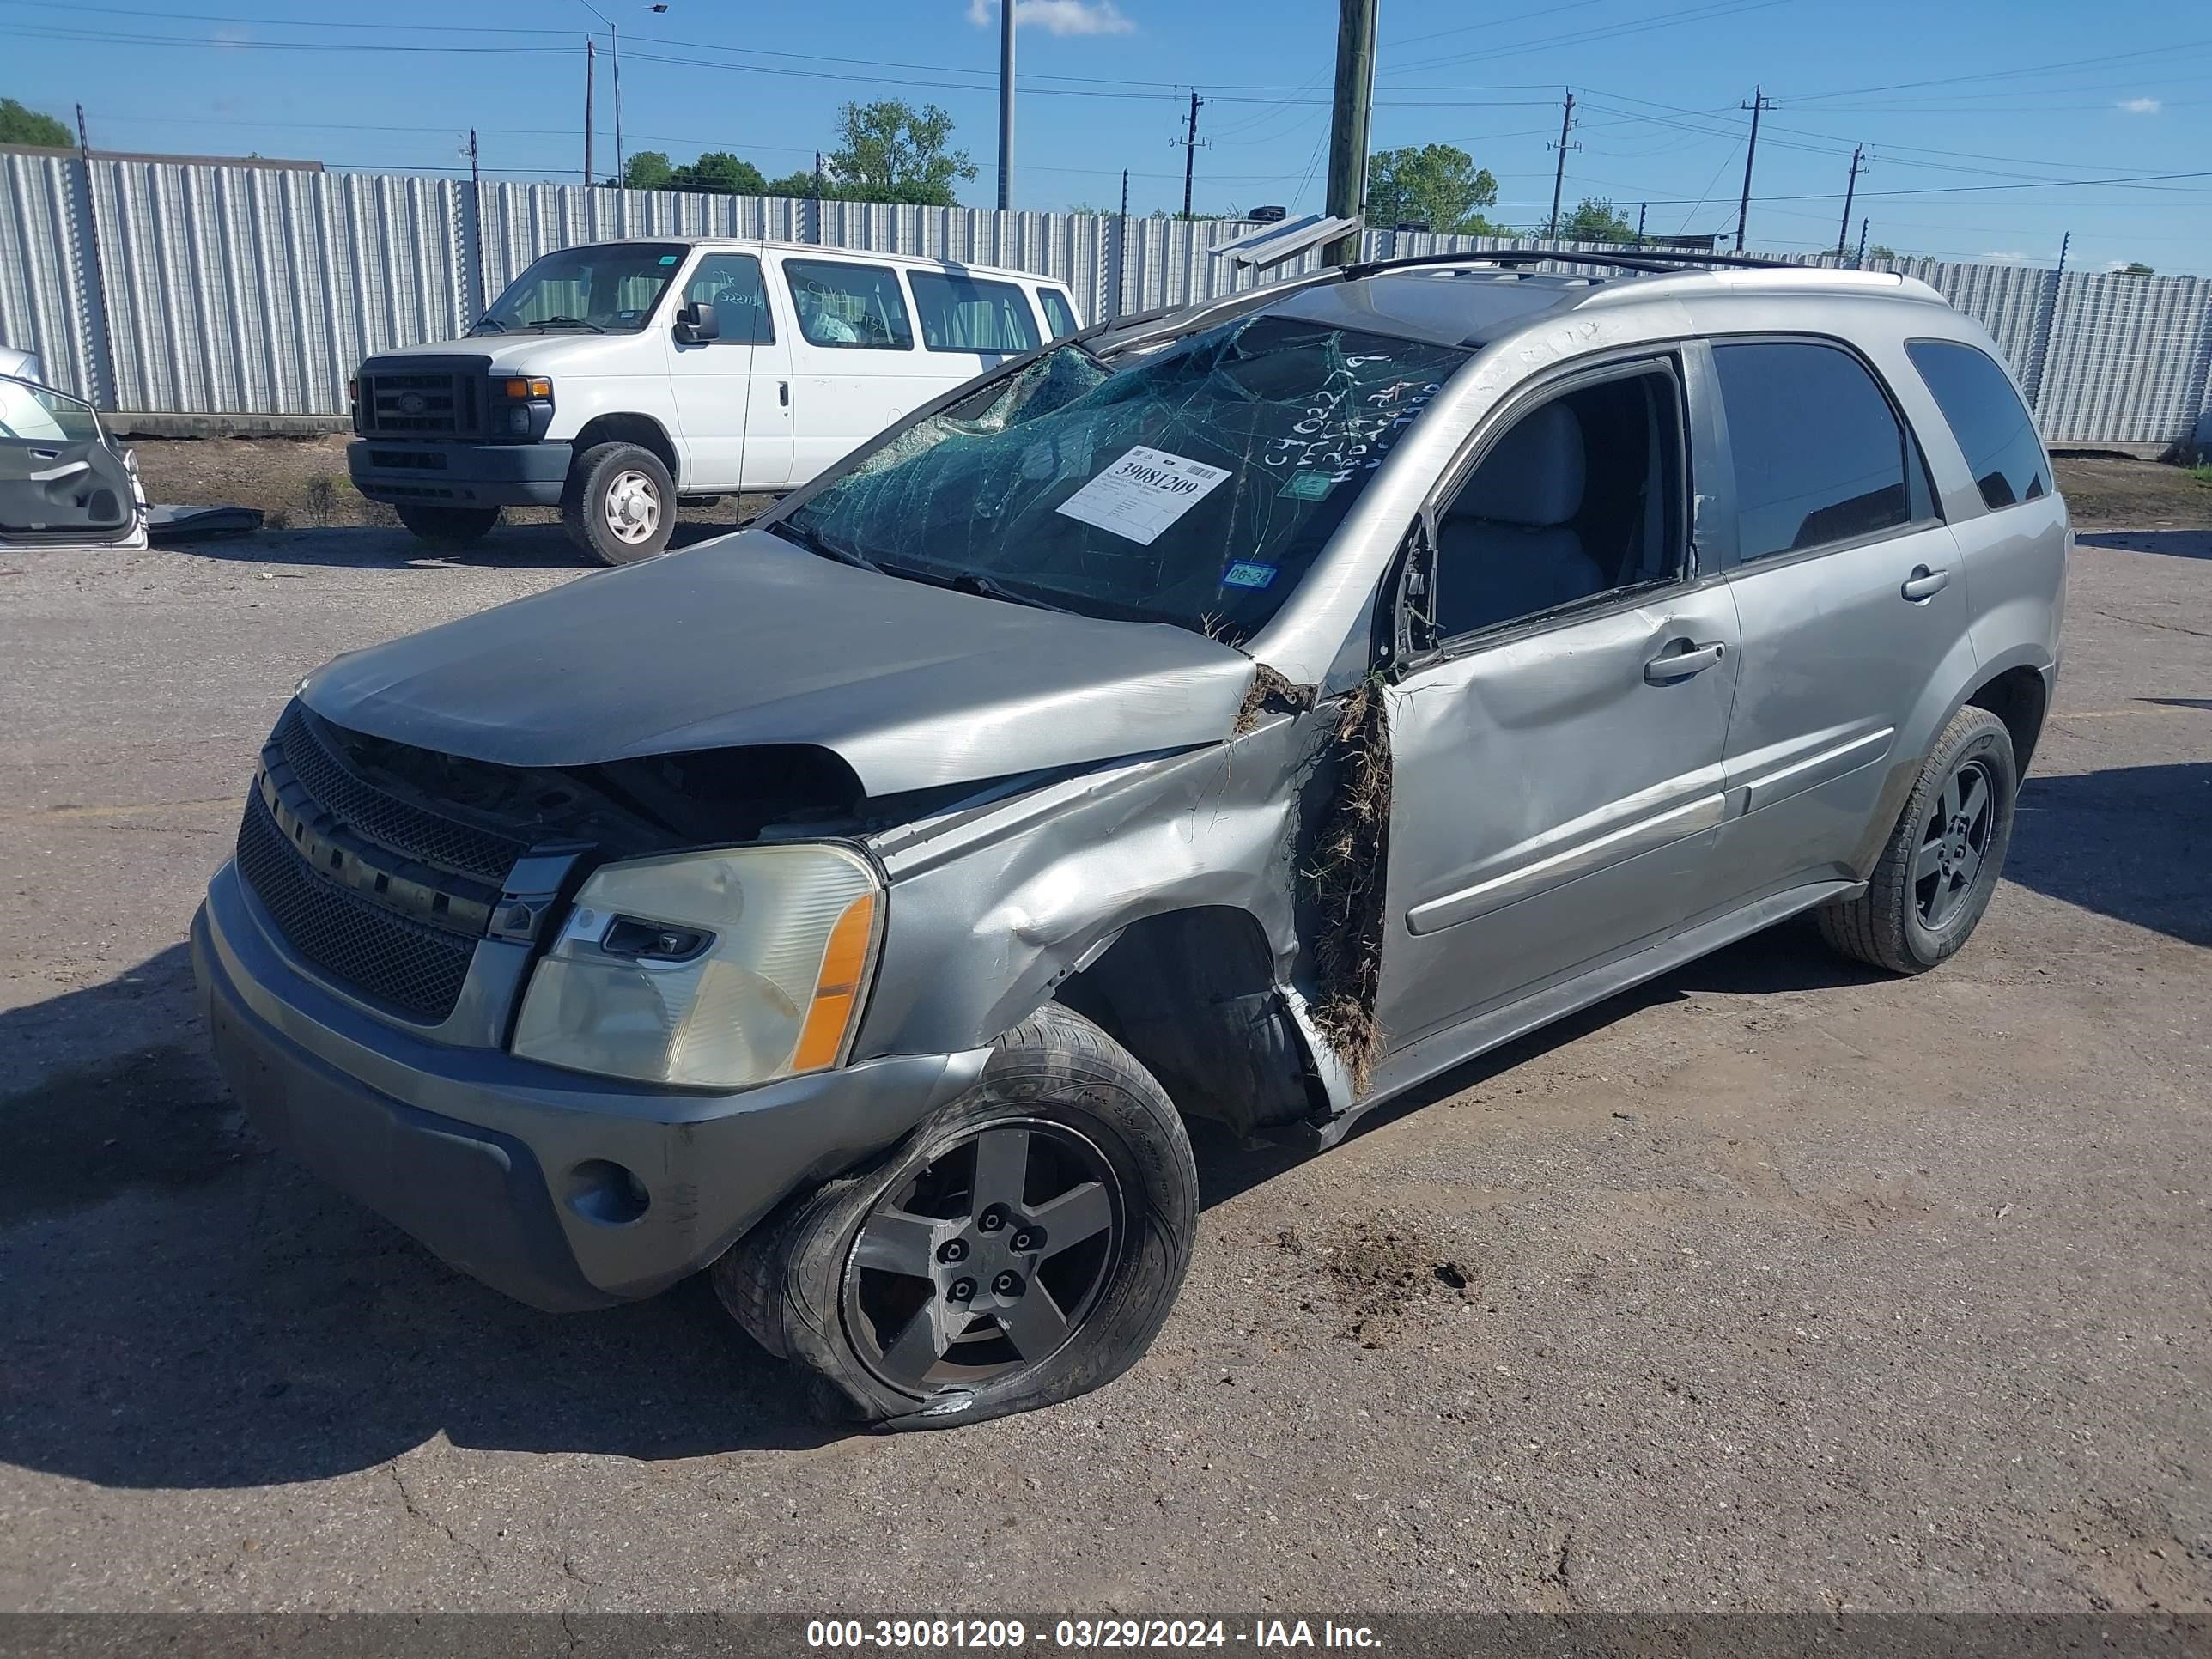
1055,446,1231,545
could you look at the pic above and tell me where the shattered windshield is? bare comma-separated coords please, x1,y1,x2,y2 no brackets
476,243,685,334
775,314,1468,640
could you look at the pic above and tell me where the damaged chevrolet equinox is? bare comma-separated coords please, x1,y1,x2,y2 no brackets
196,252,2066,1427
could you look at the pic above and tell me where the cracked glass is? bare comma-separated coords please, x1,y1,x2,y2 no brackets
776,313,1468,641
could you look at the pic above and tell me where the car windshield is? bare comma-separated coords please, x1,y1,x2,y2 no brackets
475,243,687,334
775,313,1466,641
0,375,101,443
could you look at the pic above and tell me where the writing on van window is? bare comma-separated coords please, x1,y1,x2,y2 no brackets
1055,446,1231,545
1262,358,1443,484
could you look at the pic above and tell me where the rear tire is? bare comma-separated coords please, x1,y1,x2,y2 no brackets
713,1003,1197,1430
562,441,674,566
395,505,499,550
1817,705,2016,974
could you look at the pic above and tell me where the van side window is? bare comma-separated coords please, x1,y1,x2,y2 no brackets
684,254,773,343
1906,339,2050,511
1037,288,1079,339
1712,341,1917,561
1432,362,1687,639
783,259,914,350
908,271,1040,354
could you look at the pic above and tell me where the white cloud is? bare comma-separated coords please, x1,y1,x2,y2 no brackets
2118,96,2161,114
967,0,1135,36
1981,249,2028,263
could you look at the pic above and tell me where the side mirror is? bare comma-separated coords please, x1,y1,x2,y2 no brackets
672,301,721,344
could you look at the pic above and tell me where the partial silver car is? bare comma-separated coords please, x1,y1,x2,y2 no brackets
193,252,2065,1427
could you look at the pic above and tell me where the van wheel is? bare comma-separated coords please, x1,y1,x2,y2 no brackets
395,505,499,550
713,1003,1197,1431
562,441,674,565
1817,705,2017,974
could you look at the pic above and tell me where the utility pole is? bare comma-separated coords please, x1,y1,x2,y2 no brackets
997,0,1016,210
1321,0,1377,265
1635,201,1646,247
578,3,623,186
584,39,595,184
1735,85,1774,252
1546,90,1577,239
1176,90,1206,219
1836,144,1863,259
1119,168,1129,219
812,151,827,244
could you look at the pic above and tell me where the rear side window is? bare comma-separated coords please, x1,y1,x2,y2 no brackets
783,259,914,350
1906,339,2050,511
1713,340,1914,561
908,271,1040,354
1038,288,1079,339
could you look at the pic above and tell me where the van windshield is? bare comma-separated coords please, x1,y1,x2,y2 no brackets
475,243,687,334
774,314,1466,641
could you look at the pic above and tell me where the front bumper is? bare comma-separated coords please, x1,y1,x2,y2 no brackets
193,861,988,1310
346,438,572,508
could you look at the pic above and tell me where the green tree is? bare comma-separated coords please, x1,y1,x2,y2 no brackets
672,151,767,194
0,98,73,147
2118,260,2155,276
763,168,823,198
622,151,675,191
1865,243,1899,262
1365,143,1500,234
828,100,976,206
1555,197,1637,243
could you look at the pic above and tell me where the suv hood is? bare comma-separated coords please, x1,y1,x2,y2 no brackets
301,530,1256,797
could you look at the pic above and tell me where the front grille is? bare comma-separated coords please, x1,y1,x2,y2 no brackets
362,370,477,437
236,792,477,1023
274,704,525,884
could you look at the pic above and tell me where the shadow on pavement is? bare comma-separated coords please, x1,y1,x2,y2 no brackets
2075,529,2211,561
155,520,738,572
3,761,2198,1488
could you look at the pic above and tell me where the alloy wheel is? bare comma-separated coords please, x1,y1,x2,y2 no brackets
841,1121,1121,1395
1914,756,1995,928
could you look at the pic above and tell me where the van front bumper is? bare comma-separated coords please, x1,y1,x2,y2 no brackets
346,438,572,508
192,861,988,1311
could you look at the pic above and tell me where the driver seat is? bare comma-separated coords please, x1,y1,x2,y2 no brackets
1435,403,1605,636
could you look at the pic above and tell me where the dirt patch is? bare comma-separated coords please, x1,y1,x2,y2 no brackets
2052,455,2211,528
123,436,773,538
1280,1221,1480,1348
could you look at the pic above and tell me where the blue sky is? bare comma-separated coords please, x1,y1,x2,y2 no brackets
8,0,2210,274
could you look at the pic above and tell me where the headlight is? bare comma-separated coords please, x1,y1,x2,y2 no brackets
512,843,882,1090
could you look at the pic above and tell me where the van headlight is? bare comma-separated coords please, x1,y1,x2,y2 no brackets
512,844,882,1090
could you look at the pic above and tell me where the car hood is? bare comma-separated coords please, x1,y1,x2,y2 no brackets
301,530,1258,797
361,333,638,377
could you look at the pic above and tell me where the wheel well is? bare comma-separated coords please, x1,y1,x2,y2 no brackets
1054,907,1322,1139
571,413,680,485
1966,665,2049,774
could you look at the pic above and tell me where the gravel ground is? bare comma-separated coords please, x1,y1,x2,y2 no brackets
0,470,2206,1614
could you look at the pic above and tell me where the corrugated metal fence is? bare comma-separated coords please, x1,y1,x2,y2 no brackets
4,151,2210,449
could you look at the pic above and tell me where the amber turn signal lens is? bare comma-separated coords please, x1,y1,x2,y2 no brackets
502,377,552,399
791,892,880,1073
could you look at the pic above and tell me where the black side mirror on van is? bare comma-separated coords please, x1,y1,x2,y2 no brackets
673,301,721,344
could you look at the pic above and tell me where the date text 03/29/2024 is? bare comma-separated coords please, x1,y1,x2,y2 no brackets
805,1619,1382,1649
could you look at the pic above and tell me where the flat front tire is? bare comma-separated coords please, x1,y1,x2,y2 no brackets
562,441,674,566
1818,704,2017,974
713,1003,1198,1430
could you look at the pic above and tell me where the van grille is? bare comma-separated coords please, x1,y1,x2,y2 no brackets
361,370,478,437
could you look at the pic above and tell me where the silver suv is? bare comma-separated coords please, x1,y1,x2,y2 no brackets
193,252,2066,1428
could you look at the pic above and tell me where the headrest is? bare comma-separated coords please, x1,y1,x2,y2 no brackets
1449,402,1585,528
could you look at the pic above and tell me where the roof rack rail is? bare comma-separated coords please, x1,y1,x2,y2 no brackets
1341,246,1810,280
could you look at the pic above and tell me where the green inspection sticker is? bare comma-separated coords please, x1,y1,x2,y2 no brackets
1279,469,1337,501
658,254,679,265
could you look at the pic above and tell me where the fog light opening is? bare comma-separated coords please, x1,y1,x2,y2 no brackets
566,1158,650,1225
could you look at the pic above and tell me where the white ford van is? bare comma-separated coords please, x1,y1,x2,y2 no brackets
347,239,1085,563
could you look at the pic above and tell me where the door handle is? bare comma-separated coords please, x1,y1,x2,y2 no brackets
1644,640,1726,684
1900,565,1950,601
778,380,790,407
